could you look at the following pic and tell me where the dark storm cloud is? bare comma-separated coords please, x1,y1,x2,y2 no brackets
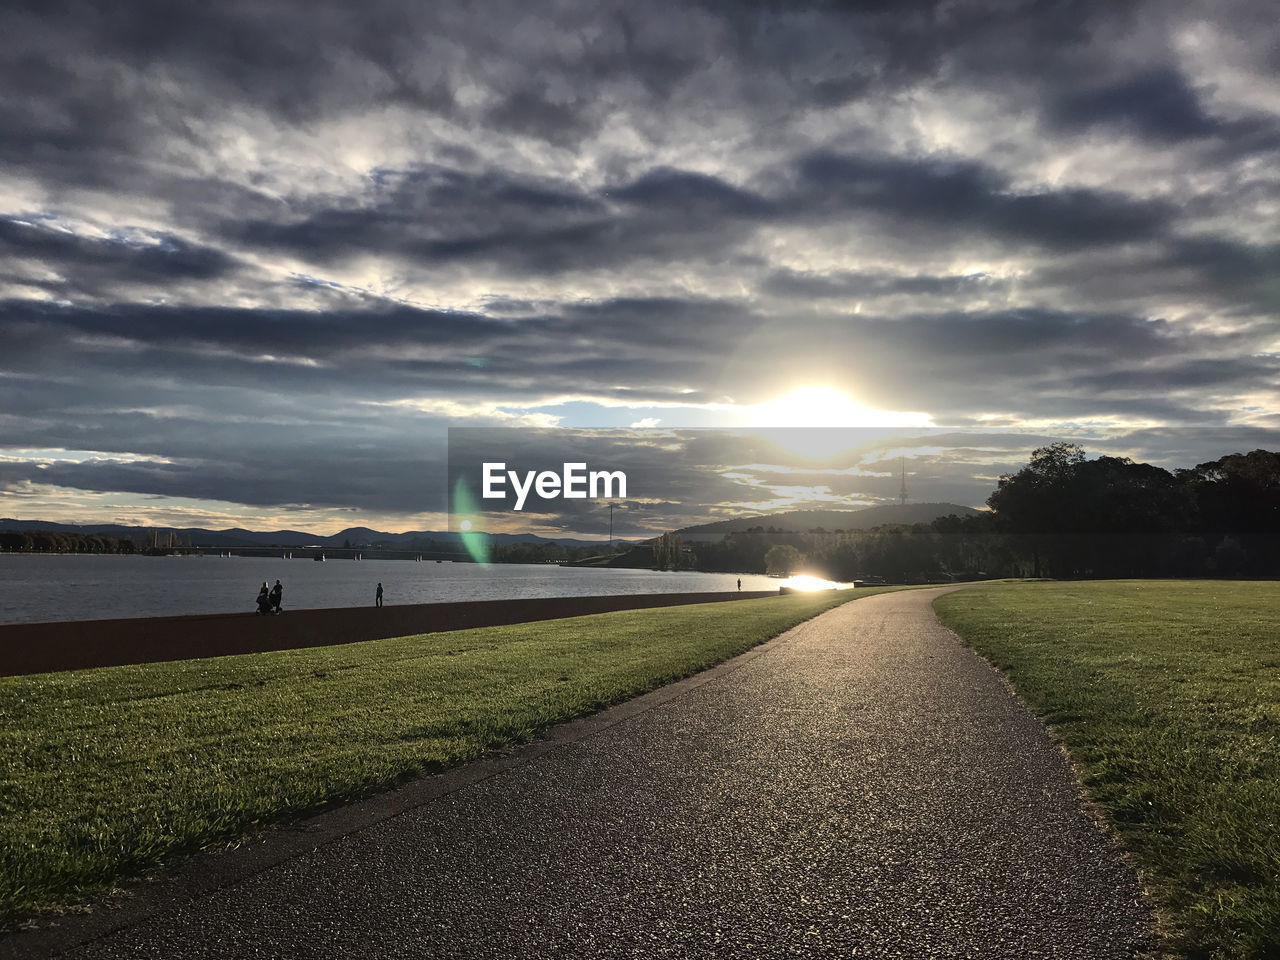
225,163,775,273
1061,356,1280,395
1,297,508,359
224,148,1178,278
0,296,749,401
858,309,1189,360
227,166,607,266
1167,238,1280,305
1028,235,1280,318
793,153,1174,250
1051,67,1227,141
0,217,237,297
610,168,774,218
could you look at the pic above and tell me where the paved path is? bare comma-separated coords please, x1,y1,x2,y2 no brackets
8,588,1155,959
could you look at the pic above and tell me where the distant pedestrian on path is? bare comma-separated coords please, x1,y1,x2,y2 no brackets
269,579,283,614
376,582,383,607
256,581,271,615
737,578,741,591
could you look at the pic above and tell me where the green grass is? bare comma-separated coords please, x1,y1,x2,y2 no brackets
0,588,900,926
935,580,1280,960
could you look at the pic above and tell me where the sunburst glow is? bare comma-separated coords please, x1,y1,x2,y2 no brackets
779,574,854,591
747,387,932,429
741,387,933,457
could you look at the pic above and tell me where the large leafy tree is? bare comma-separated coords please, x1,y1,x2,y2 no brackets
987,443,1086,576
988,443,1186,577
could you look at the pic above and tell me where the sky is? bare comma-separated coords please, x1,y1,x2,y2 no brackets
2,0,1278,537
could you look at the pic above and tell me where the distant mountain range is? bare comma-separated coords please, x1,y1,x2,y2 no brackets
3,501,982,549
0,520,605,549
675,502,983,538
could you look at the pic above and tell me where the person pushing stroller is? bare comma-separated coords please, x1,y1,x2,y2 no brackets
255,582,272,615
255,580,284,615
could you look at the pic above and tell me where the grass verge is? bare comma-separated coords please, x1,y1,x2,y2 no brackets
934,580,1280,960
0,587,896,926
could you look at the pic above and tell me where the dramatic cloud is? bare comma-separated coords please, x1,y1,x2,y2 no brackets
2,0,1278,534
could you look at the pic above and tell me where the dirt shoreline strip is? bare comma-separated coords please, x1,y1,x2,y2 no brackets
0,590,780,677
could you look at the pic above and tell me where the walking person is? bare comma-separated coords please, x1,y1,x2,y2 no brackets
256,581,271,615
375,582,383,608
269,579,283,614
737,577,742,591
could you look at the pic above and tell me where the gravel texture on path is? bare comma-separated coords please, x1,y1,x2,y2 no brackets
8,587,1156,959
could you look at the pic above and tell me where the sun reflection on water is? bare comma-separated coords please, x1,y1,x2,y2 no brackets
777,574,854,591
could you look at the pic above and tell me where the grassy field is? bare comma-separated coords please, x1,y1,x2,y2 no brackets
0,587,893,927
935,580,1280,960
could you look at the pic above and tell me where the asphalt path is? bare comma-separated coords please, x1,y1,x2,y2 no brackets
7,587,1156,959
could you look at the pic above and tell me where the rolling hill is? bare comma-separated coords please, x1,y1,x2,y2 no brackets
0,520,604,549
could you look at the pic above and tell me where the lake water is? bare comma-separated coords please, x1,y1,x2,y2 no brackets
0,555,785,625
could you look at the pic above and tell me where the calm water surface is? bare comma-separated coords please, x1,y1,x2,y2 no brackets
0,555,783,624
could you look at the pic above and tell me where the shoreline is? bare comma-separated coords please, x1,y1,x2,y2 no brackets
0,590,780,677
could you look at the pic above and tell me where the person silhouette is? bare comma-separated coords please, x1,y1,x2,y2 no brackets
737,578,742,591
269,579,283,614
256,581,271,615
375,582,383,607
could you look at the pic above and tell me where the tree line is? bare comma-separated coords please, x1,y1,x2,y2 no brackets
675,445,1280,581
0,531,138,554
983,443,1278,578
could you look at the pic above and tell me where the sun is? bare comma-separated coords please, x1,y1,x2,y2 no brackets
747,387,932,429
740,387,933,458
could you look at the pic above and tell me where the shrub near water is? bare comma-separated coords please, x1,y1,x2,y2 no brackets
0,588,891,926
936,580,1280,960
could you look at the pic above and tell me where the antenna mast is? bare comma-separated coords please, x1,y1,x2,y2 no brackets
898,457,908,506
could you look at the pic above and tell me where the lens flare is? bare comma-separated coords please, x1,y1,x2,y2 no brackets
452,476,490,564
